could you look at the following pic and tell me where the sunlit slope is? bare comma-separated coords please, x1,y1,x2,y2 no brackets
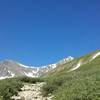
44,50,100,77
42,50,100,100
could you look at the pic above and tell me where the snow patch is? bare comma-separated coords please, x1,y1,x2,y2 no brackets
91,52,100,61
64,56,74,61
70,61,82,71
32,68,39,74
48,64,57,69
18,63,37,68
0,76,8,80
40,64,57,69
18,63,30,68
0,74,15,80
24,72,34,77
8,70,15,77
58,56,74,65
11,73,15,77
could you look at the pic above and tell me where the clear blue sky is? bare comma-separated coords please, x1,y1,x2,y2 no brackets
0,0,100,66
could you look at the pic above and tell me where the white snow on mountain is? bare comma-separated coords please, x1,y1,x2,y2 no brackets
18,63,30,68
8,70,15,77
70,60,82,71
24,72,34,77
48,64,57,69
0,72,15,80
58,56,74,65
91,52,100,61
0,56,74,79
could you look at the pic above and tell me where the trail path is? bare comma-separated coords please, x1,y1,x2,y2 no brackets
11,82,53,100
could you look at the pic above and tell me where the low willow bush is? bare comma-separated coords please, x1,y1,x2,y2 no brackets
19,77,44,84
42,76,67,96
42,71,100,100
0,78,23,100
54,76,100,100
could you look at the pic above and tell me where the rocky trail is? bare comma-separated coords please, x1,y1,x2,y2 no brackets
11,82,53,100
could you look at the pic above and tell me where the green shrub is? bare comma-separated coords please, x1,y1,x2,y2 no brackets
0,78,23,100
19,77,44,84
42,82,57,96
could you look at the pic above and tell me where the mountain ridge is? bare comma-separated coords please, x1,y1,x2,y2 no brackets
0,56,74,79
41,50,100,100
0,50,100,80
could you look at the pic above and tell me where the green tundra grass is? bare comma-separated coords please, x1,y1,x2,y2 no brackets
42,50,100,100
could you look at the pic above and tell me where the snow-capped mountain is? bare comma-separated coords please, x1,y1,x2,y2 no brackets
0,56,74,79
57,56,74,65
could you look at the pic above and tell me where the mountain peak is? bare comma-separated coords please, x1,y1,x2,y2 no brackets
1,59,17,64
0,56,74,79
57,56,74,65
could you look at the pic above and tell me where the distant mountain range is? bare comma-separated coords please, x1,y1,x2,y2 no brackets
0,56,74,79
1,50,100,80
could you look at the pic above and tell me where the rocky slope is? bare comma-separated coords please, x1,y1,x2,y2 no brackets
11,82,53,100
0,56,74,79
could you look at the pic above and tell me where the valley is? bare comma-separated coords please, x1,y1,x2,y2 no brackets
0,50,100,100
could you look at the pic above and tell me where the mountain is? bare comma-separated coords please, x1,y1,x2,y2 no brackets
0,56,74,79
44,50,100,77
42,50,100,100
0,50,100,100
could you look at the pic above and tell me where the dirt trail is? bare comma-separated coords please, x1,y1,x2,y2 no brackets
11,82,53,100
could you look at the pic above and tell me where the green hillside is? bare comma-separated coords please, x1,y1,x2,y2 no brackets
0,50,100,100
42,50,100,100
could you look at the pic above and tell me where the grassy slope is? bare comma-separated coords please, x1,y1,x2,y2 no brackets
42,50,100,100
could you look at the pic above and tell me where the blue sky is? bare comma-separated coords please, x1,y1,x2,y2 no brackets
0,0,100,66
